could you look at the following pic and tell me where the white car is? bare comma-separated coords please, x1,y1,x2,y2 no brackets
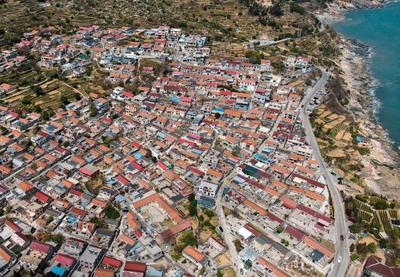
337,256,342,263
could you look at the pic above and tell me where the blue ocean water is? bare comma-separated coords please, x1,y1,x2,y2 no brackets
333,2,400,150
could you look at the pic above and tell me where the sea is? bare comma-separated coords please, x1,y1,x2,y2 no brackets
333,2,400,150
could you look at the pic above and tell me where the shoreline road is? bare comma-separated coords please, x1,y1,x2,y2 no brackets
300,70,350,277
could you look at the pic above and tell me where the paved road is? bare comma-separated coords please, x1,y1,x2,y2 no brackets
299,70,350,277
215,176,241,276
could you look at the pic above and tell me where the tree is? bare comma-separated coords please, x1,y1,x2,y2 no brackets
350,243,355,252
290,3,305,15
21,96,32,106
372,198,389,210
245,259,252,269
89,100,98,117
350,223,361,234
367,242,377,253
182,231,197,247
31,85,45,96
245,50,263,64
90,217,106,228
41,110,50,121
105,205,120,219
46,216,54,224
60,95,70,106
234,239,242,251
276,225,284,233
269,3,283,17
188,194,198,217
203,209,215,218
40,231,64,244
379,239,387,249
33,105,42,113
74,92,82,101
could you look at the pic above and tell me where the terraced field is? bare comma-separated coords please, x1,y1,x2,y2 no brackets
353,199,374,223
378,210,393,234
3,79,78,110
389,209,398,219
0,0,324,54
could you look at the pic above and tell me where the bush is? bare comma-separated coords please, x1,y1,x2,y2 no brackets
91,217,106,228
290,3,305,15
234,239,242,251
31,86,45,96
89,101,98,117
188,195,198,217
357,147,370,155
269,4,283,17
105,205,120,219
350,223,361,234
182,231,197,247
21,96,32,105
245,50,263,64
372,198,389,210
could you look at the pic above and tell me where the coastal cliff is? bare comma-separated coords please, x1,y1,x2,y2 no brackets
333,0,386,9
319,0,388,21
315,1,400,200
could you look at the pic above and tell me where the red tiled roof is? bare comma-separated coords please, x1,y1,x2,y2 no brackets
102,256,122,268
70,207,87,217
364,255,400,277
55,253,75,266
130,161,143,171
30,241,51,253
280,196,297,209
297,204,332,224
285,225,306,241
291,173,325,189
5,219,22,232
124,261,146,273
35,191,50,203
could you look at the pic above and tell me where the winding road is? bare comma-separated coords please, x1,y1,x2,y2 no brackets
299,70,350,277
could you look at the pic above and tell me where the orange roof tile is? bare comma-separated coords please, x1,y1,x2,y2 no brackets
95,268,114,277
224,109,242,118
133,193,182,223
127,211,140,229
18,181,33,192
243,199,267,216
183,245,205,262
264,187,281,197
256,257,289,277
304,236,334,257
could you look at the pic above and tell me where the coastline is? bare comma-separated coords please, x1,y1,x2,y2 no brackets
317,2,400,200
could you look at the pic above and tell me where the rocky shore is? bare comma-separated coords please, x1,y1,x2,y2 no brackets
318,1,400,200
317,0,388,24
338,38,400,199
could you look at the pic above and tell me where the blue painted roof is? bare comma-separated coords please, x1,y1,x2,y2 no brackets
51,266,66,276
212,107,224,113
147,266,164,277
171,96,180,102
254,153,268,162
115,195,125,202
134,152,143,159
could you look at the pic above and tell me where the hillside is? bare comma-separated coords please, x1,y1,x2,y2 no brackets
0,0,333,54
